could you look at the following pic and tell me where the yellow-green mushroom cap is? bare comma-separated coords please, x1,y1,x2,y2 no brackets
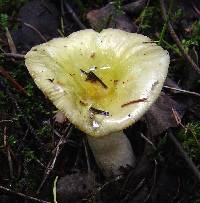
25,29,170,137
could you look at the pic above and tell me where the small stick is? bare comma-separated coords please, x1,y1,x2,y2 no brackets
83,137,92,172
3,127,14,179
53,176,58,203
171,108,200,148
0,119,14,123
160,0,200,75
89,107,109,116
36,124,74,194
0,185,51,203
140,133,156,150
80,69,108,89
0,66,28,95
60,0,67,35
3,53,25,59
143,160,158,203
24,22,47,42
191,0,200,16
64,2,87,29
163,85,200,97
137,0,151,33
167,129,200,183
121,98,147,107
5,27,17,54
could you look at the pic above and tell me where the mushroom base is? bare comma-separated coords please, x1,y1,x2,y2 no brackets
87,131,135,177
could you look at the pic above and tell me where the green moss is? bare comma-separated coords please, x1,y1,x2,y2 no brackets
0,91,7,108
73,0,86,16
113,0,123,13
36,125,52,139
138,6,156,33
8,134,17,147
171,8,183,21
0,13,8,29
177,122,200,164
0,0,8,6
22,147,37,162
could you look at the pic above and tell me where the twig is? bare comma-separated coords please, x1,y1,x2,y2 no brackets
158,0,174,45
167,129,200,183
91,175,123,198
171,108,183,127
143,160,157,203
24,22,47,42
3,53,25,59
121,98,147,107
0,66,28,95
89,177,123,201
53,176,58,203
191,0,200,16
163,85,200,97
3,127,14,179
140,133,156,150
172,108,200,149
83,137,91,172
63,2,87,29
160,0,200,75
36,124,74,194
137,0,151,33
172,177,181,202
121,178,146,202
0,119,15,123
5,27,17,54
0,185,51,203
60,0,66,36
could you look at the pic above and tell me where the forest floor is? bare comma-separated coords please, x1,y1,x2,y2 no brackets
0,0,200,202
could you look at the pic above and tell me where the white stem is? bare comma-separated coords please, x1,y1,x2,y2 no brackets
87,131,135,177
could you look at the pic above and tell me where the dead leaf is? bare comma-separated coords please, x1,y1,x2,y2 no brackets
87,3,137,32
56,171,95,203
123,0,147,15
145,92,185,136
53,111,68,124
164,77,181,94
12,0,60,51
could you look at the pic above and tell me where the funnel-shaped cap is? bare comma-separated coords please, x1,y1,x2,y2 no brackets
25,29,169,137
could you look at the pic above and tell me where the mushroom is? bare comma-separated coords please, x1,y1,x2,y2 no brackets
25,29,170,177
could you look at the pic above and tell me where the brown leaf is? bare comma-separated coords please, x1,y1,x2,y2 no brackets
145,92,185,136
12,0,60,51
87,3,137,32
56,171,95,203
53,111,68,124
164,77,181,94
123,0,147,14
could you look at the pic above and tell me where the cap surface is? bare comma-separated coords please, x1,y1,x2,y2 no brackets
25,29,170,137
